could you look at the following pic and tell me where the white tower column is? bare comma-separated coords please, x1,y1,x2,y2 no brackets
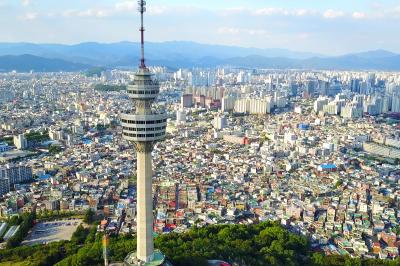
121,1,167,265
136,146,154,262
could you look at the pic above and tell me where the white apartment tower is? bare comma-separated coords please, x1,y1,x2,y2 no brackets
13,134,27,150
221,96,236,112
341,103,363,119
392,93,400,112
314,97,329,113
214,114,228,130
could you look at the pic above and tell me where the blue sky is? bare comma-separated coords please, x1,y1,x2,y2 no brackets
1,0,400,55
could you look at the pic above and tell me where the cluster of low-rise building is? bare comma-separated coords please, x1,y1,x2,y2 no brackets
0,69,400,260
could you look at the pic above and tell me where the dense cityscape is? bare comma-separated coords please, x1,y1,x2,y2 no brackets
0,66,399,265
1,0,400,265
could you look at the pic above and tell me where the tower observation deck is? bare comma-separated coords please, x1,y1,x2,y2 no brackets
121,1,169,265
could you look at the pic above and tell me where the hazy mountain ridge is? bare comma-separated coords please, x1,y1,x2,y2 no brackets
0,41,322,62
0,54,90,72
0,42,399,72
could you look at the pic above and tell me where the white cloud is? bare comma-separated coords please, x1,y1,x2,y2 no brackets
61,10,75,18
217,27,268,36
222,6,399,21
386,5,400,18
323,9,345,19
247,29,268,36
221,7,247,16
13,2,400,26
58,1,168,19
62,8,114,18
222,7,318,18
218,27,240,34
77,9,111,18
352,12,366,19
115,1,136,12
147,5,168,15
253,7,284,16
114,1,168,15
21,12,37,20
294,9,316,17
350,6,400,20
21,0,31,7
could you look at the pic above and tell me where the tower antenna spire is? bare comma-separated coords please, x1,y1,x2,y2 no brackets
138,0,147,69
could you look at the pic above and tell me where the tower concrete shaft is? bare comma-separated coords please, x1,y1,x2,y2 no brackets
136,143,154,262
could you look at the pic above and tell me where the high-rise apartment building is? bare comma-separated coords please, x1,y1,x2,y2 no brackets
13,134,27,150
0,178,10,197
392,93,400,112
234,98,271,115
181,94,193,108
314,97,329,113
213,114,228,130
221,96,236,112
0,164,32,186
176,110,187,124
341,103,363,119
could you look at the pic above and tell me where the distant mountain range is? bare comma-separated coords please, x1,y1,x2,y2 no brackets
0,54,90,72
0,41,399,72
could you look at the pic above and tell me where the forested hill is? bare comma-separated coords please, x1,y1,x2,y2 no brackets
0,221,399,266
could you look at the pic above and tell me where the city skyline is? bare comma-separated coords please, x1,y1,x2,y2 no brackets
1,0,400,55
1,0,400,265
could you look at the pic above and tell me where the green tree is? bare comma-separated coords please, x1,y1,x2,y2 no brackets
83,209,96,224
71,225,89,245
7,212,36,248
49,145,62,154
1,221,399,266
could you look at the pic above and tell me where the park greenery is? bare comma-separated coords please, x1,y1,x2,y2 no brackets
6,212,36,249
35,210,82,221
84,67,106,78
0,137,13,146
0,221,399,266
48,145,62,155
335,180,344,188
25,131,50,142
95,124,111,131
156,222,310,266
25,131,50,143
0,222,93,266
209,148,224,155
1,132,49,146
83,209,96,224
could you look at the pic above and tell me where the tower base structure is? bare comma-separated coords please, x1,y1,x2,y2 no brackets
124,250,172,266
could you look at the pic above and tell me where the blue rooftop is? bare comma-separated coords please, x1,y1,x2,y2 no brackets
38,174,51,180
320,163,337,169
82,139,92,145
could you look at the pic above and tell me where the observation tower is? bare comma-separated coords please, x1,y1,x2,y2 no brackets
121,0,168,265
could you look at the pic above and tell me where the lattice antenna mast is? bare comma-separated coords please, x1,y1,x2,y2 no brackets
138,0,147,69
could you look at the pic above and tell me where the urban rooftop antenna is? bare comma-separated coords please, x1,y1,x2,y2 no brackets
138,0,147,69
